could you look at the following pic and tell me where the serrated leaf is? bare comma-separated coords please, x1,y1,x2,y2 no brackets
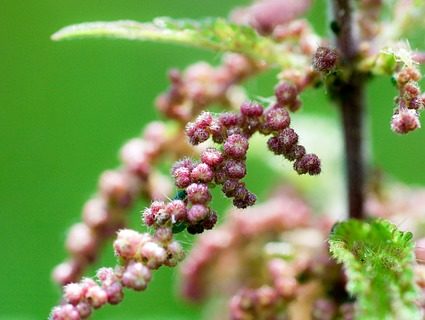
329,218,420,320
51,17,303,68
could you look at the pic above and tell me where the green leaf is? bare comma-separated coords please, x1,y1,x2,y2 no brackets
51,17,303,68
329,218,420,320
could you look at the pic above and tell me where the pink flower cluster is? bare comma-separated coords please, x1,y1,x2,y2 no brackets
52,122,173,286
186,84,321,179
156,54,260,122
179,186,360,319
181,187,312,301
391,65,425,134
50,227,184,320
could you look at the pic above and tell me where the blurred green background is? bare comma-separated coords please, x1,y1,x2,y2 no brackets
1,0,425,319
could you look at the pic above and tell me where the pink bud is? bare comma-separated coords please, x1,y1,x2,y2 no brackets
391,108,420,134
85,285,107,309
140,241,167,269
64,283,85,305
312,46,339,73
240,101,264,117
188,204,209,223
186,183,212,204
224,134,249,159
82,198,109,228
165,200,187,223
201,148,224,167
264,107,291,131
66,223,96,257
165,241,185,267
191,163,214,183
122,261,152,291
275,82,298,107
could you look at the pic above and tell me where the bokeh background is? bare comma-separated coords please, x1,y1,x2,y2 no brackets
2,0,425,319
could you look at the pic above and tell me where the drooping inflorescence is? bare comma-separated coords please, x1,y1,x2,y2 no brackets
391,63,424,134
47,0,425,319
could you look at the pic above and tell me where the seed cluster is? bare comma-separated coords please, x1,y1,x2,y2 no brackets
50,228,184,320
52,122,171,286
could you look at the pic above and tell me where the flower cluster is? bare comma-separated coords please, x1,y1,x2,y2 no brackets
179,187,352,320
156,54,261,122
50,226,184,320
231,0,311,36
391,64,425,134
52,122,182,285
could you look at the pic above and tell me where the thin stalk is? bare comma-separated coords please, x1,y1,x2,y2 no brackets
331,0,366,219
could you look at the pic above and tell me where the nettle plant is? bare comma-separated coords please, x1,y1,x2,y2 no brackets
49,0,425,319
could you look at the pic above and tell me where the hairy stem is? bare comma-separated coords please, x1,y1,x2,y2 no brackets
331,0,366,219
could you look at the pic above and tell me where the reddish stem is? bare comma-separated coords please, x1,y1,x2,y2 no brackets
331,0,366,220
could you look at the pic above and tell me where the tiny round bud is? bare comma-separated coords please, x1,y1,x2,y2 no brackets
186,183,211,204
64,283,85,305
219,112,241,127
165,200,187,223
114,229,149,260
203,211,218,230
285,145,306,161
52,260,81,286
173,166,191,189
154,227,173,244
201,148,224,167
214,170,227,184
66,223,96,257
120,138,152,178
83,198,109,229
50,304,80,320
222,179,240,197
312,46,338,73
76,302,92,319
264,107,291,131
408,97,424,110
275,82,298,107
195,112,213,129
165,241,185,267
224,160,247,179
99,170,136,207
122,261,152,291
209,119,226,143
267,136,284,155
187,127,210,145
140,241,167,269
172,158,196,173
403,82,420,100
391,108,420,134
187,204,209,223
85,285,107,309
224,134,249,159
278,127,299,151
191,163,214,183
294,153,321,175
240,101,264,117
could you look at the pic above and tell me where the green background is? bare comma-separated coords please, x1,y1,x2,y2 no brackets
1,0,425,319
